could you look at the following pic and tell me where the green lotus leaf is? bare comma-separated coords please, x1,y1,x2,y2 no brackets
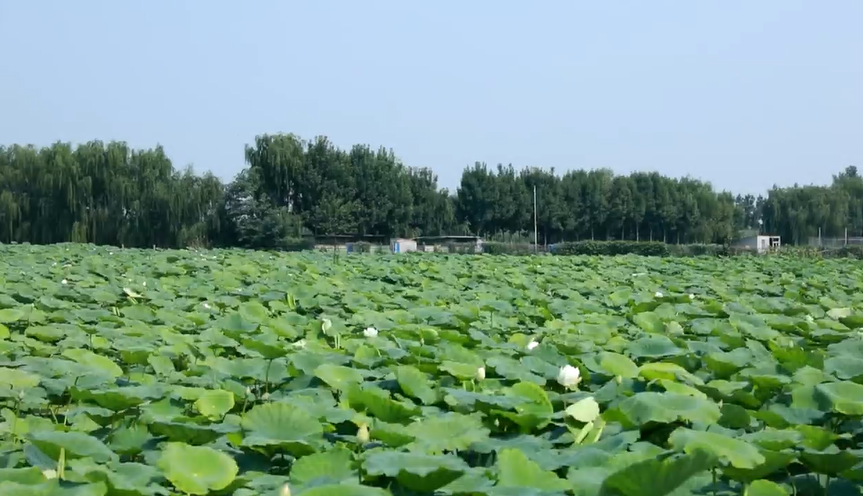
799,447,861,476
626,335,681,358
638,362,704,385
610,392,720,427
0,367,41,389
744,480,789,496
73,385,166,411
496,448,570,492
300,484,390,496
363,450,469,492
406,412,490,452
369,420,415,447
194,389,235,420
598,449,717,496
439,361,482,380
722,448,796,482
73,461,165,496
314,364,365,391
668,428,765,469
565,396,601,423
0,308,24,323
823,356,863,380
29,430,118,463
487,356,546,385
0,467,46,484
147,354,176,376
496,381,555,431
0,481,108,496
631,311,665,334
239,301,270,323
61,349,123,378
815,381,863,415
240,402,324,454
109,423,154,456
242,337,289,360
289,446,356,486
598,352,639,379
396,365,438,405
157,442,238,495
347,386,420,424
741,429,801,451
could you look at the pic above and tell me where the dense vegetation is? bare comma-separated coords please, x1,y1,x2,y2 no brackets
3,245,863,495
1,135,861,248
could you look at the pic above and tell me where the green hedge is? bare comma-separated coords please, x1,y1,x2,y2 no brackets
817,245,863,259
278,237,316,252
482,242,534,255
552,241,668,256
440,242,478,254
350,242,375,253
550,241,746,257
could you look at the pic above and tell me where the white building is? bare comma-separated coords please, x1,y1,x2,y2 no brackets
733,235,781,254
390,238,418,253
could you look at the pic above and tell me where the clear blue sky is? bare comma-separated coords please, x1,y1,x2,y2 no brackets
1,1,861,195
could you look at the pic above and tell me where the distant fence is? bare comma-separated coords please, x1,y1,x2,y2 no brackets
808,236,863,248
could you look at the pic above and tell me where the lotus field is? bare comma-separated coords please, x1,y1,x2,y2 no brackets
3,245,863,496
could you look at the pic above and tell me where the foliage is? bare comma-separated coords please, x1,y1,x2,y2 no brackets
1,244,862,494
0,141,223,248
554,241,672,256
1,138,861,249
482,242,535,255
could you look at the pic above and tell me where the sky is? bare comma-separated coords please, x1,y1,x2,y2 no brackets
1,1,861,195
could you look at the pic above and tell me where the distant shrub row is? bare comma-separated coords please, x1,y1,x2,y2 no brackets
290,238,863,258
279,237,317,252
482,241,751,257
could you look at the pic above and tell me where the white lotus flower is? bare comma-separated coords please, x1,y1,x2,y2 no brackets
527,340,539,351
689,294,695,299
557,365,581,389
203,302,211,310
61,279,67,285
292,339,307,349
363,327,378,338
476,366,486,381
357,423,370,444
280,483,292,496
321,318,332,333
142,281,146,287
654,291,663,298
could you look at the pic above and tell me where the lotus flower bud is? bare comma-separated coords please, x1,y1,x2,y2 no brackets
475,366,486,381
357,423,370,444
556,365,581,389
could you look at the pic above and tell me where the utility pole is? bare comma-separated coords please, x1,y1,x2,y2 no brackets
533,185,538,253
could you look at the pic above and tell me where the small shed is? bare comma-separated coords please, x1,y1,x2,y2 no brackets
416,235,484,253
390,238,418,253
733,235,781,254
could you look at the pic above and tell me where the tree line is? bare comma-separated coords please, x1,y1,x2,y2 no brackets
0,134,860,249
